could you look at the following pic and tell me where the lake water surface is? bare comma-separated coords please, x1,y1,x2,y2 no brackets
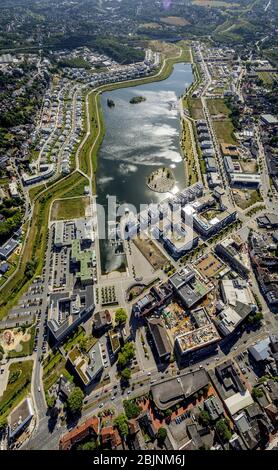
96,62,193,273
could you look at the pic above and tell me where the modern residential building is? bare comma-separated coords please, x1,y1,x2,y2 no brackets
67,343,104,388
47,287,94,345
215,236,250,278
193,207,237,239
229,173,261,188
169,267,213,309
8,398,34,441
0,237,19,260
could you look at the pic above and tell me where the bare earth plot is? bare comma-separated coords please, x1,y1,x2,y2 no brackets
50,196,90,221
192,0,240,7
133,235,168,271
233,189,263,210
160,17,190,26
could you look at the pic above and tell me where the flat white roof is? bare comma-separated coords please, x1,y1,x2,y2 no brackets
224,390,253,416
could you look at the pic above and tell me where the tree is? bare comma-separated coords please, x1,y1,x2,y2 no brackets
118,342,135,368
78,440,97,450
248,311,263,326
0,418,7,433
215,419,232,442
114,413,129,437
121,368,131,381
123,399,141,419
46,394,56,409
67,387,84,414
157,427,167,443
115,308,127,325
252,387,264,400
79,337,88,353
198,410,210,426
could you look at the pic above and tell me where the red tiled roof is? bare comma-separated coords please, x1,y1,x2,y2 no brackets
60,416,99,450
101,426,121,448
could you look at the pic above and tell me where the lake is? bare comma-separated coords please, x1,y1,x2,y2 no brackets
96,62,193,273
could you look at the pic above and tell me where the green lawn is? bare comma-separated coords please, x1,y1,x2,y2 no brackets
43,351,73,393
50,196,89,221
207,99,230,116
213,120,237,145
0,360,33,419
63,326,85,353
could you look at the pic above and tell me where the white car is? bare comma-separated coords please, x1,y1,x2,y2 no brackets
38,386,41,392
111,396,115,401
99,403,104,408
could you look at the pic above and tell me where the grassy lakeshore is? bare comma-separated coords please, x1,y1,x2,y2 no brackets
181,118,199,186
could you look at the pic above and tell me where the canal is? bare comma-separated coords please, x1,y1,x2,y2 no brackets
96,62,193,274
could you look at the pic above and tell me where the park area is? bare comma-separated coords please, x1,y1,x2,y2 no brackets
50,196,90,221
0,326,35,359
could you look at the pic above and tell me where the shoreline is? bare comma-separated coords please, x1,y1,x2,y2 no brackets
79,44,193,192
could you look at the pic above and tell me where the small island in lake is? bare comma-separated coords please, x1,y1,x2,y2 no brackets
147,167,176,193
107,99,115,108
129,95,146,104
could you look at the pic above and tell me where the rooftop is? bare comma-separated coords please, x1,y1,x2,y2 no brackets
176,323,220,354
151,370,209,410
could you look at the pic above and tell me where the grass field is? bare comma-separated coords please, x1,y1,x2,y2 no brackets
50,196,90,221
60,174,88,198
213,120,237,145
160,16,190,26
207,99,237,144
79,91,104,178
141,22,161,29
187,97,204,119
207,98,230,116
0,360,33,419
192,0,240,6
257,71,278,87
181,119,198,185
